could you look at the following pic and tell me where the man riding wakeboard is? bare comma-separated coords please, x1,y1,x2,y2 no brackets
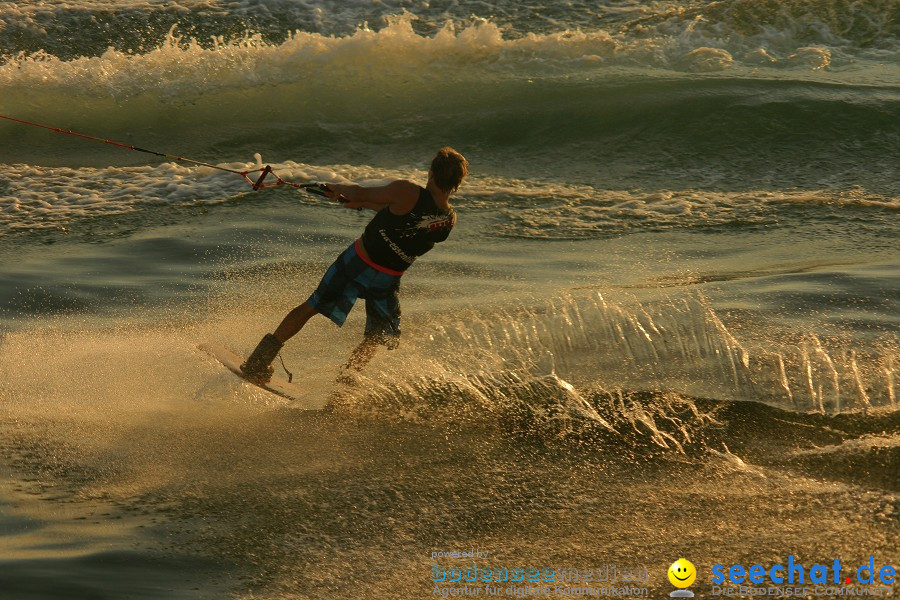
239,147,468,382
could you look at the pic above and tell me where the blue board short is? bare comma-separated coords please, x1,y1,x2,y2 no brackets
307,241,402,347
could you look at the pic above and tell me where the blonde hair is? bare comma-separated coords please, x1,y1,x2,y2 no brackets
430,147,468,192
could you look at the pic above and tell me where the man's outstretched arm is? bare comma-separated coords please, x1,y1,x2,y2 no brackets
325,180,419,212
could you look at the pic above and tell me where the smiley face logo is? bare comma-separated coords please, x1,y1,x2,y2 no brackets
668,558,697,588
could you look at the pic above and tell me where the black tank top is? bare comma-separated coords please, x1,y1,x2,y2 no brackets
361,186,456,272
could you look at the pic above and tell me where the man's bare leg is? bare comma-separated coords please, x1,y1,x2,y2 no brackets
242,302,319,381
343,337,379,373
332,337,379,387
273,302,319,343
328,338,378,403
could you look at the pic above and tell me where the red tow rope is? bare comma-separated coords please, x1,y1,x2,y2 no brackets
0,114,330,197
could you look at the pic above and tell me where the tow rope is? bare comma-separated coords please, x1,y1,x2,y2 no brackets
0,114,330,198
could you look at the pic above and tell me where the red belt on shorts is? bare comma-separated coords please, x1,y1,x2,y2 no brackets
354,240,405,277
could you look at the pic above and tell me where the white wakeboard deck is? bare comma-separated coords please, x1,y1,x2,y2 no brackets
198,343,328,410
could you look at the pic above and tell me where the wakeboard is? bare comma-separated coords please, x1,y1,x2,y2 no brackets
198,343,328,410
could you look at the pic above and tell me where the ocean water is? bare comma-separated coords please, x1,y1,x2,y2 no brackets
0,1,898,598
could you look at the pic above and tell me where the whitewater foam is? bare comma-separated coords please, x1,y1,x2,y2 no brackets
3,6,897,106
3,157,897,236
